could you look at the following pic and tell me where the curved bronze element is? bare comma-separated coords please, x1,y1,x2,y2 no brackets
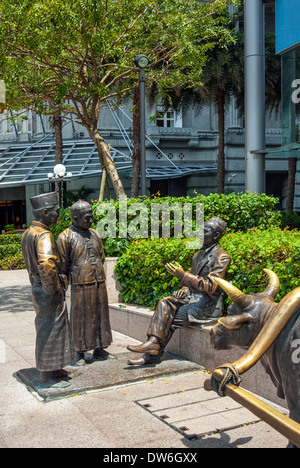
209,286,300,383
218,315,252,330
214,277,252,308
262,268,280,299
232,286,300,375
215,269,280,307
225,385,300,448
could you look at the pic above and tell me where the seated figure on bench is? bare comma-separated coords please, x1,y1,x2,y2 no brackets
127,217,231,366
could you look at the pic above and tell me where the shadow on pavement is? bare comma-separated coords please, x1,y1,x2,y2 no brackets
0,284,33,313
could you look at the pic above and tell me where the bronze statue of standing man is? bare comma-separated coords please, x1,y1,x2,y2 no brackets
57,200,114,366
21,192,73,388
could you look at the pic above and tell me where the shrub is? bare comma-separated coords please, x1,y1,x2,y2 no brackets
0,233,24,270
280,212,300,230
115,238,196,309
92,192,281,236
221,227,300,301
0,243,21,259
0,253,25,270
50,207,71,239
0,233,23,245
115,228,300,310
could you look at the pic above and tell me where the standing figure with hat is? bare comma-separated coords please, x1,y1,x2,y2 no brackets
57,200,114,366
21,192,74,387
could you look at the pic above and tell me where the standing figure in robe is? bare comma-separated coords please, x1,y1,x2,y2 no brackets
57,200,114,366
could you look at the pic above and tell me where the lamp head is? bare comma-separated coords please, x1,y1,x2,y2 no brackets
133,54,150,69
54,164,66,178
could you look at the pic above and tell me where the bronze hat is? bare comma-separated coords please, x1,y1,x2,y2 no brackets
30,191,59,210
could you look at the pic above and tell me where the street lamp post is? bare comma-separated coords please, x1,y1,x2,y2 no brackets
133,54,150,197
48,164,72,208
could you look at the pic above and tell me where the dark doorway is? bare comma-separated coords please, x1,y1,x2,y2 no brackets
150,176,187,197
266,171,288,210
0,200,26,232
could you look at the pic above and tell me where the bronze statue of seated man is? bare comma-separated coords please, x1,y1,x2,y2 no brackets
127,217,231,366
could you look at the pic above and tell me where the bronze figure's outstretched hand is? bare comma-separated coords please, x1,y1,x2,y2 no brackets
166,262,185,278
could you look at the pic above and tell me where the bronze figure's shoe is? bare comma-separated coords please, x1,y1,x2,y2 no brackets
127,354,161,366
38,370,71,389
52,369,69,379
72,352,86,367
93,348,117,360
127,341,161,356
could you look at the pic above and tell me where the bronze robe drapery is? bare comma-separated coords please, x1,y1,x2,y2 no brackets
147,244,231,345
21,221,73,371
57,225,112,353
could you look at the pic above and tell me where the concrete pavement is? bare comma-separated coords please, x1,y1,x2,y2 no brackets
0,270,289,449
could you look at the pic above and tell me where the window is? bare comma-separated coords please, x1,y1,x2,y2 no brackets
156,104,182,128
156,108,175,128
0,110,32,136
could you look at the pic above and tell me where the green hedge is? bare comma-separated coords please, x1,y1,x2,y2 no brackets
0,194,294,286
115,238,195,309
50,192,282,256
0,233,25,270
221,228,300,299
114,228,300,310
0,234,23,245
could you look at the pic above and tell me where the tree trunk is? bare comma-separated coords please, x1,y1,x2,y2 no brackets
91,129,126,198
131,87,141,198
53,101,63,165
216,89,225,194
286,157,297,212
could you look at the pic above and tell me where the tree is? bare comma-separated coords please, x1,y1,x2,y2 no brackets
0,0,243,198
198,37,244,193
147,6,243,194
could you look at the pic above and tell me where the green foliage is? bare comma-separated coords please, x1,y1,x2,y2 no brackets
0,253,25,270
221,228,300,301
50,192,281,254
0,233,25,270
49,207,71,240
0,0,241,121
4,223,15,232
115,228,300,310
280,212,300,231
92,191,281,237
0,233,23,245
115,238,196,309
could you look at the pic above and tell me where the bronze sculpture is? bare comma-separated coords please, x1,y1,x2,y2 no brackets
209,270,300,448
21,192,74,388
57,200,114,366
127,217,231,366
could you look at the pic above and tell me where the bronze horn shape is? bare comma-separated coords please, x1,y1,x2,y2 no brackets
214,277,252,308
262,268,280,299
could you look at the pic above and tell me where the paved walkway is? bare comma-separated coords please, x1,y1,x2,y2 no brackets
0,270,289,449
